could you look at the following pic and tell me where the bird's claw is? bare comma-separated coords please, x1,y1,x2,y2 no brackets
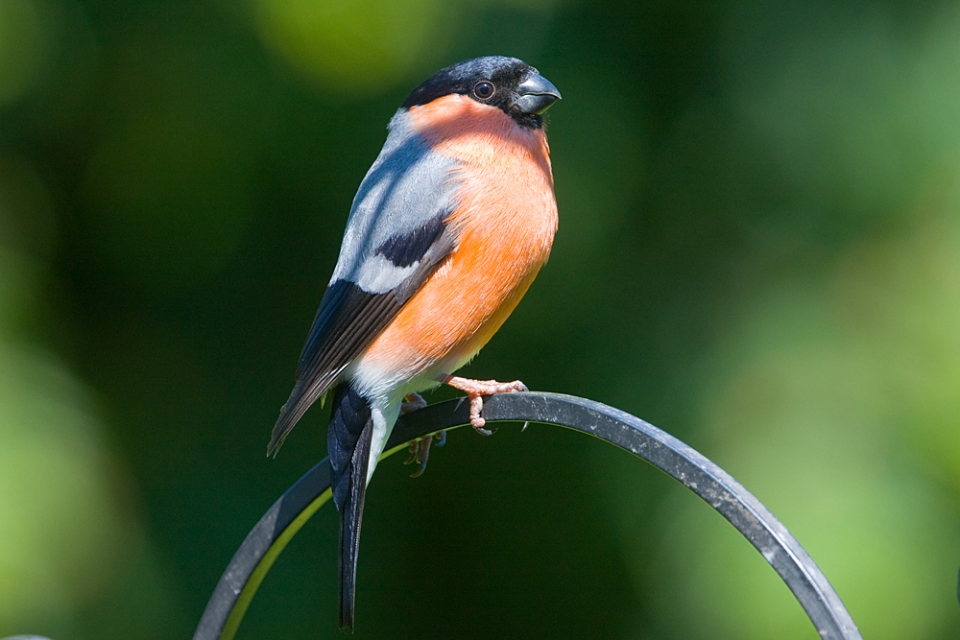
442,375,528,435
404,431,446,477
400,392,443,476
400,391,427,415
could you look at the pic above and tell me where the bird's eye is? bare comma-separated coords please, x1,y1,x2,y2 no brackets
473,81,495,99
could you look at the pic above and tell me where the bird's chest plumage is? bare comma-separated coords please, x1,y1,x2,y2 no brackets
357,96,557,387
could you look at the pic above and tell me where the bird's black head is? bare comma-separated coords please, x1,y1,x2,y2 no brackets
402,56,561,129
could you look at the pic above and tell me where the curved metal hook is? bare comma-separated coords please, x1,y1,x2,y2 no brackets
193,392,862,640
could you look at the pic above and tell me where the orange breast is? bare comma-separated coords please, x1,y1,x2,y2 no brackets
360,95,558,377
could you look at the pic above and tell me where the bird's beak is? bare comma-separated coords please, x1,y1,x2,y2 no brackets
515,72,562,115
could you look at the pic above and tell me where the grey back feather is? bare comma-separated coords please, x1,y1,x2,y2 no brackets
332,111,461,294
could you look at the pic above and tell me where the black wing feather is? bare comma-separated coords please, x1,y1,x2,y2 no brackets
268,282,400,456
267,217,456,456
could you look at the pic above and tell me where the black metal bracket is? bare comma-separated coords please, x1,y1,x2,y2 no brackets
193,392,862,640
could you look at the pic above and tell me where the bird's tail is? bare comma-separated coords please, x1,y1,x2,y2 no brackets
328,382,374,631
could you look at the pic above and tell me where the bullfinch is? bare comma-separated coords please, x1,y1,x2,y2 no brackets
268,56,561,630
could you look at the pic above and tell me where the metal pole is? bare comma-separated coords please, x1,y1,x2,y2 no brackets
193,392,862,640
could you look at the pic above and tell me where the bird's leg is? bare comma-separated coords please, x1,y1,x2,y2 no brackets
441,375,528,435
401,392,446,477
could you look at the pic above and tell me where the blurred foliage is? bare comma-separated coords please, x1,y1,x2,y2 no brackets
2,0,960,638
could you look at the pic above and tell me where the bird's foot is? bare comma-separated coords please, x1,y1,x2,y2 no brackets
400,391,427,415
441,375,528,435
404,431,446,477
400,393,444,477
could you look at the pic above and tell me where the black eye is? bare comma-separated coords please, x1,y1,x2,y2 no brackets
473,81,495,99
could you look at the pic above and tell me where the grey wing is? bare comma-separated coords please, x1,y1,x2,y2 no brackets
268,112,460,455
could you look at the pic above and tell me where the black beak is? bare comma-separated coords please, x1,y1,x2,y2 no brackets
515,72,562,115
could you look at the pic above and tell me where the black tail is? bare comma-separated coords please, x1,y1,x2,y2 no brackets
328,382,373,631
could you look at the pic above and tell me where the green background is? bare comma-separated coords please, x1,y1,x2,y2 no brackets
2,0,959,638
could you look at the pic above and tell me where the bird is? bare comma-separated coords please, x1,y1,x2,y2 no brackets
267,56,561,630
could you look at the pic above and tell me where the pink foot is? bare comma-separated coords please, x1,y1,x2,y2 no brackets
442,375,528,435
400,393,444,477
400,391,427,415
404,431,446,477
